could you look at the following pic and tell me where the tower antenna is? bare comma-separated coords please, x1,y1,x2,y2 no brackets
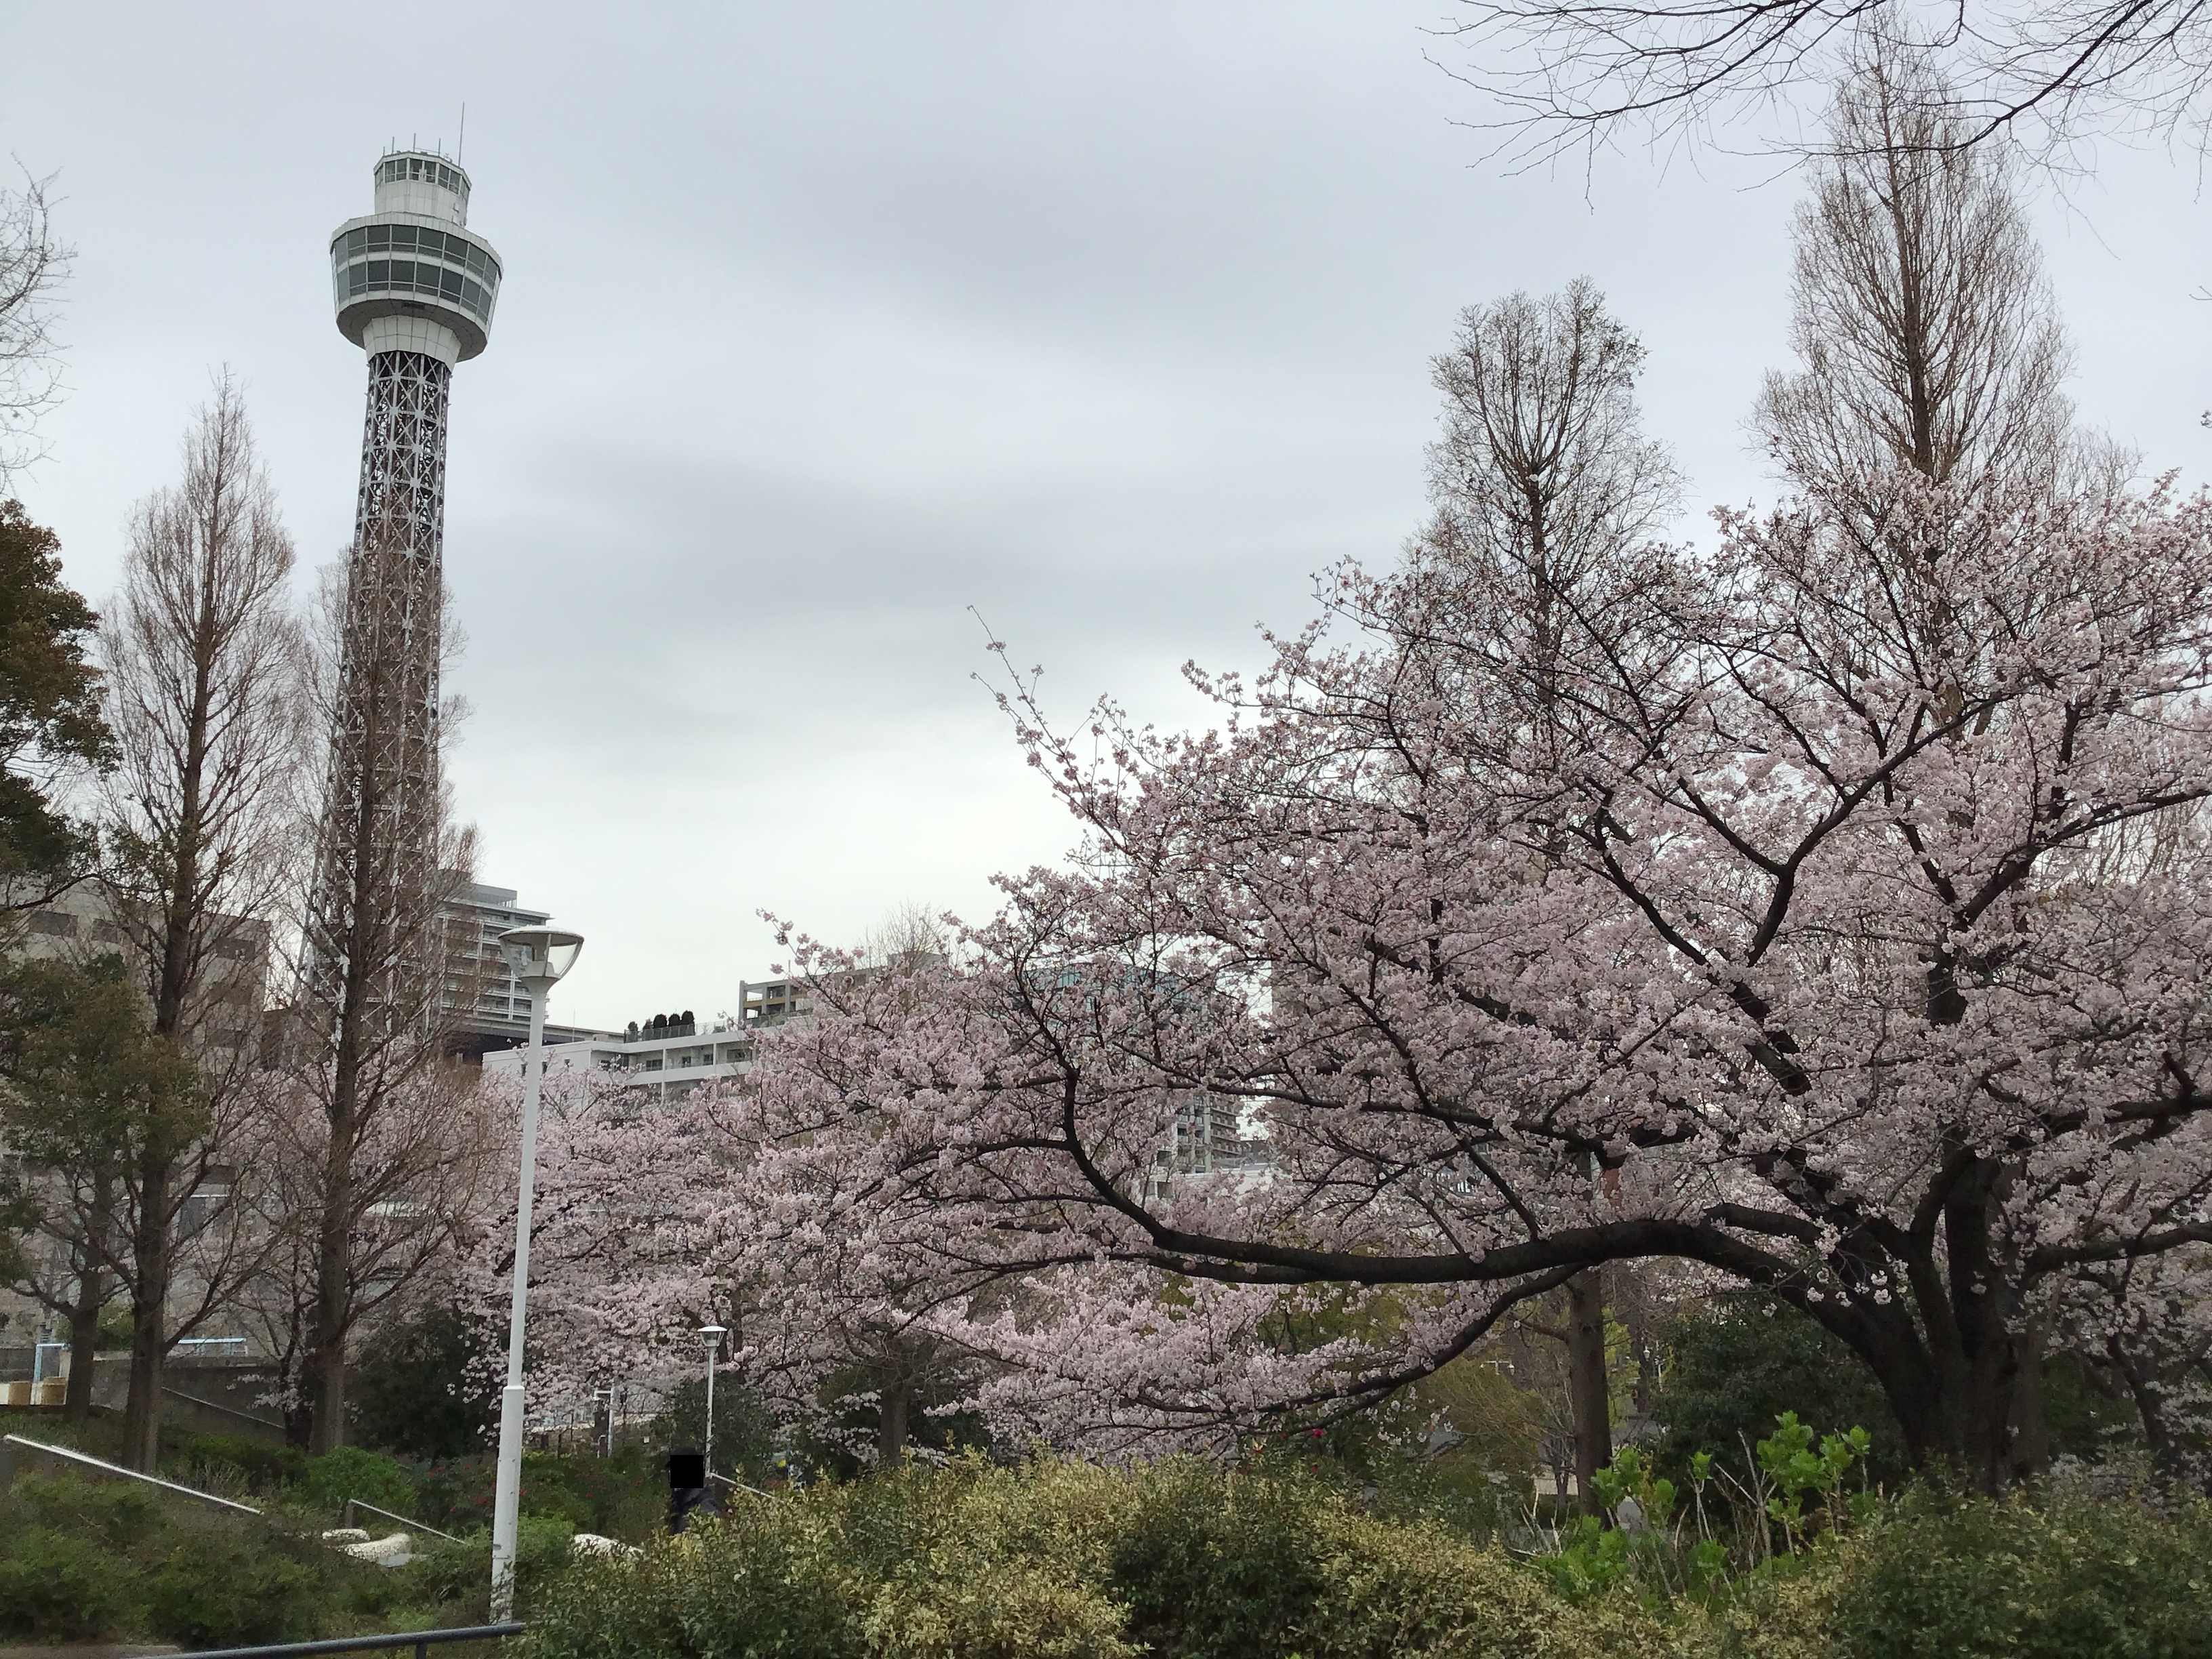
459,103,467,161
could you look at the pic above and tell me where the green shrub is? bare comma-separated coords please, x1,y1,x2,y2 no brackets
529,1456,1673,1659
551,1447,664,1540
411,1449,651,1539
1829,1492,2212,1659
1702,1490,2212,1659
621,1507,862,1659
1299,1510,1672,1659
1109,1460,1329,1659
296,1445,417,1519
0,1527,128,1641
865,1555,1135,1659
859,1460,1136,1659
0,1471,379,1647
397,1514,575,1622
1652,1295,1906,1492
413,1455,497,1536
180,1433,310,1494
9,1467,171,1549
529,1550,700,1659
140,1532,329,1647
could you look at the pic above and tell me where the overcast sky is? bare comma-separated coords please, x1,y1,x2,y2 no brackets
3,3,2207,1031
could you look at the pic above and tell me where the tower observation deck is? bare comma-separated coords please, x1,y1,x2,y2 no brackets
306,149,503,1029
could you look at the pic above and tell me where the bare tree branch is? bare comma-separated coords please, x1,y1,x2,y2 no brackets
1435,0,2212,165
0,166,71,485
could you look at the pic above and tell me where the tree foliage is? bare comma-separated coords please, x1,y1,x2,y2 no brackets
0,955,199,1412
1650,1293,1906,1490
0,499,107,895
728,445,2212,1490
348,1302,501,1461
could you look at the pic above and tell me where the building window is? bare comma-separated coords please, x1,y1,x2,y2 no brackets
333,239,501,324
178,1172,234,1240
28,912,75,937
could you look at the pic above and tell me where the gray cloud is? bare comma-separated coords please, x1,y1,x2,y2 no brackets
5,2,2204,1027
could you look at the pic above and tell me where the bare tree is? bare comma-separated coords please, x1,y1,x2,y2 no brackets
1393,280,1676,1513
240,1053,500,1448
1753,40,2086,504
282,527,487,1450
1418,279,1678,605
98,373,308,1469
1438,0,2212,164
0,167,70,487
859,901,951,973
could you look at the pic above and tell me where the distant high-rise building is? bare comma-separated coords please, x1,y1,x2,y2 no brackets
306,150,505,1019
441,881,600,1059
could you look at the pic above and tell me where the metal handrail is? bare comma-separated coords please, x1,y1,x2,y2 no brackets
343,1495,466,1544
182,1622,525,1659
2,1432,262,1515
165,1381,287,1432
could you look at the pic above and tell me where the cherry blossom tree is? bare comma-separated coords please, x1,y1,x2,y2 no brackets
458,1071,733,1440
483,1057,1046,1467
735,460,2212,1491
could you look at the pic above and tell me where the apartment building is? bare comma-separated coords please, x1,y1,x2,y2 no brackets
478,974,824,1102
441,881,598,1060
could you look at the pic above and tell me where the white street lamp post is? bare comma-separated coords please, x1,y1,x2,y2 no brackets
489,925,583,1624
700,1324,726,1483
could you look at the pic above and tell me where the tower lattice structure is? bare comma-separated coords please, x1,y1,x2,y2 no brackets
306,150,504,1023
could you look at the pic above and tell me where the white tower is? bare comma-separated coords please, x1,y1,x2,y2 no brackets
331,150,502,367
307,150,504,1018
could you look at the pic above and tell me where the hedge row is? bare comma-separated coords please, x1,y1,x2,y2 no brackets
531,1456,2212,1659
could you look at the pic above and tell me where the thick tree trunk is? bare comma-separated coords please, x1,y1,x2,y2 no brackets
306,1027,362,1456
878,1372,910,1467
120,1155,173,1471
308,1156,354,1454
308,1347,346,1452
2005,1326,2049,1485
2110,1338,2185,1483
64,1233,107,1422
1805,1185,2027,1494
1565,1271,1611,1517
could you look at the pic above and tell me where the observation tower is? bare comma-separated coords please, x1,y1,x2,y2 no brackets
307,150,504,1012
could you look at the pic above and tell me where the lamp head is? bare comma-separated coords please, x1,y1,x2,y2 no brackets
499,926,583,991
